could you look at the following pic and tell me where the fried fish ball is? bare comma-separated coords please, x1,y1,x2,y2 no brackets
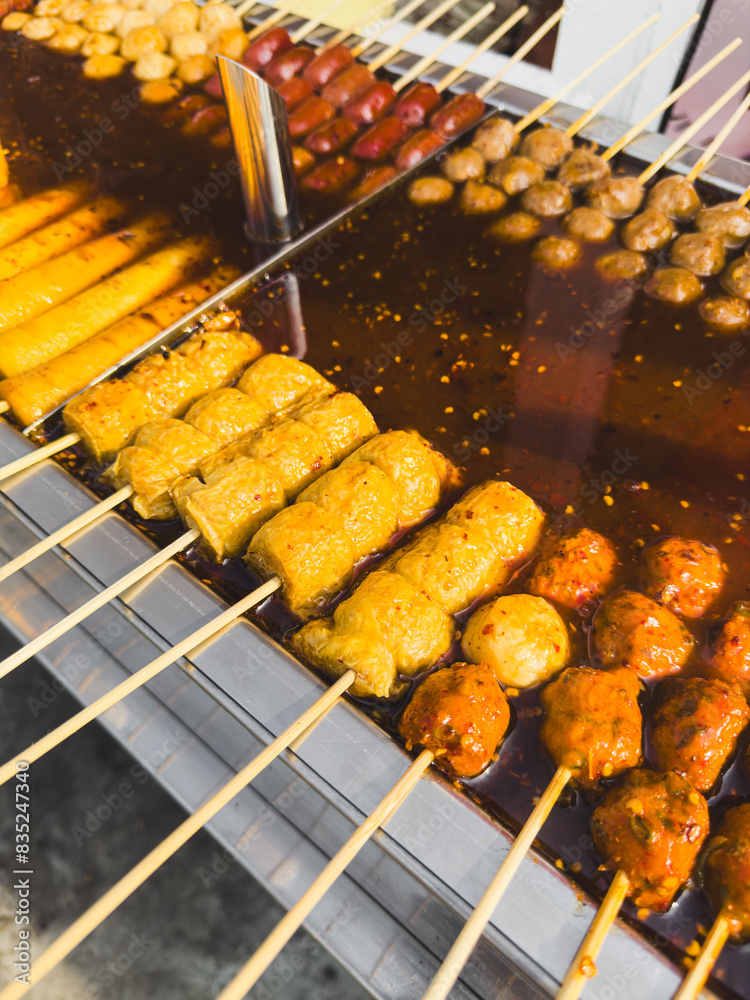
176,53,213,83
646,175,701,221
621,208,674,251
408,176,453,206
2,10,30,27
81,2,125,31
398,661,511,778
139,76,182,103
721,255,750,298
132,50,174,78
81,28,119,53
529,528,617,609
83,52,125,76
557,146,610,189
696,202,750,249
459,180,506,214
593,590,693,678
709,602,750,687
521,180,572,218
143,0,171,14
115,6,152,33
169,26,204,58
22,15,62,38
596,249,647,281
209,25,246,59
45,21,86,49
533,235,581,268
670,233,725,277
462,593,569,688
520,127,573,171
440,147,485,183
562,207,614,242
60,0,90,21
35,0,66,13
649,677,748,792
488,155,544,196
702,804,750,939
121,22,166,58
586,175,644,219
156,0,197,36
644,267,702,304
699,295,750,332
640,537,724,618
198,0,239,40
485,211,541,242
540,666,642,787
471,116,518,163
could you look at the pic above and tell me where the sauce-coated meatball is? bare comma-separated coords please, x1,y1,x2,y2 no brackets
521,180,572,218
709,601,750,687
670,233,725,277
471,116,518,163
721,255,750,299
640,537,724,618
398,661,510,778
408,176,454,206
596,249,647,281
462,593,569,689
460,180,506,214
540,666,642,787
485,211,541,242
562,207,614,242
519,126,573,170
441,147,485,183
699,296,750,332
593,590,693,678
529,528,617,609
557,146,610,189
488,155,544,196
592,769,708,911
649,677,749,791
646,175,701,221
696,202,750,249
586,175,644,219
702,803,750,938
644,267,703,304
621,208,674,252
532,235,581,268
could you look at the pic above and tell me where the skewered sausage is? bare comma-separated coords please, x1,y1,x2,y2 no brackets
242,25,292,72
288,96,335,138
646,174,701,221
460,180,506,214
351,117,407,161
264,45,314,87
430,93,485,139
696,201,750,249
670,233,725,277
593,589,694,677
300,156,360,194
394,81,440,127
621,208,674,251
562,207,614,242
520,126,573,171
394,129,445,170
557,146,610,189
277,75,313,111
302,42,353,89
540,666,642,787
305,117,357,154
644,267,703,304
485,211,541,242
343,80,396,124
640,536,724,617
702,804,750,939
529,528,617,609
721,255,750,298
596,249,647,281
471,116,517,163
441,147,485,182
709,601,750,686
408,175,454,206
533,236,581,268
699,295,750,332
399,661,511,778
321,63,374,108
521,180,572,217
349,165,397,200
462,593,569,688
586,175,644,219
181,103,226,137
488,155,543,196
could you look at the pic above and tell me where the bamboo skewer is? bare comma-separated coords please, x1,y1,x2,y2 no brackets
566,13,700,138
603,37,743,162
322,0,394,50
686,85,750,183
555,870,632,1000
366,0,461,74
672,910,732,1000
392,1,496,94
435,4,528,93
216,749,434,1000
0,401,9,415
0,430,80,485
290,0,350,43
350,0,426,59
739,183,750,207
0,576,281,786
422,765,573,1000
475,6,566,101
0,668,355,1000
244,0,299,39
234,0,265,18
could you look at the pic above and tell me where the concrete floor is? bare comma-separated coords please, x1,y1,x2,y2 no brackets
0,629,370,1000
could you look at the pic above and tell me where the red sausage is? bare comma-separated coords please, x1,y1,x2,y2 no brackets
430,93,485,138
242,27,293,72
303,43,354,89
343,81,396,125
293,146,316,176
394,81,441,127
288,96,335,137
204,73,223,100
394,129,445,170
301,156,360,194
321,64,375,107
160,93,210,126
304,117,358,154
349,166,398,200
277,76,314,111
351,116,407,160
264,46,315,87
182,104,228,137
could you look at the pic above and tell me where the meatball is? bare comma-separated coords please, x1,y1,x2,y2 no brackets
470,116,518,163
529,528,617,610
591,768,708,911
461,593,569,689
646,175,701,221
540,666,642,786
459,180,506,214
640,537,724,618
485,211,541,242
696,202,750,249
709,602,750,687
398,661,510,778
592,590,694,678
702,804,750,939
699,296,750,332
586,175,644,219
649,678,748,792
408,176,454,207
488,155,544,196
440,147,485,183
596,249,647,281
521,180,572,218
670,233,725,277
562,207,615,242
532,236,581,268
557,146,611,189
519,126,573,171
721,255,750,299
644,268,703,305
621,208,675,252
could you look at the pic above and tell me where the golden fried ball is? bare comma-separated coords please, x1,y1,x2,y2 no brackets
120,23,167,59
142,0,171,13
533,235,582,268
156,1,198,37
176,53,213,83
81,28,119,53
22,15,62,38
115,7,154,35
459,180,506,214
209,25,246,59
169,28,206,59
2,11,31,28
60,0,91,22
82,52,126,76
198,1,240,41
132,50,175,78
408,176,454,206
45,22,87,50
35,0,66,14
139,76,182,102
81,2,125,31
